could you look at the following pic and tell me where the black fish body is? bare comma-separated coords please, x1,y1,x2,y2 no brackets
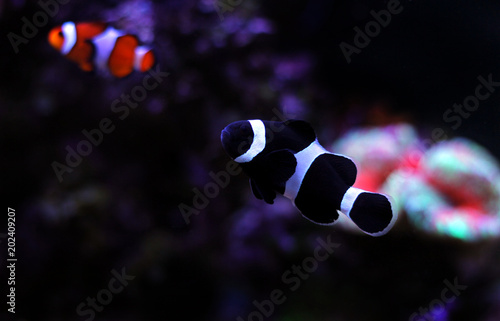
221,119,398,236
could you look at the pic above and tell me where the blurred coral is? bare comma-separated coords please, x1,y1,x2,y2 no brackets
2,0,500,321
387,138,500,241
332,124,500,242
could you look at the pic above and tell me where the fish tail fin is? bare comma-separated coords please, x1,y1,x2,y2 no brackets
340,187,397,237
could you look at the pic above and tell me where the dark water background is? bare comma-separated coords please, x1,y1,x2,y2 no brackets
1,0,500,320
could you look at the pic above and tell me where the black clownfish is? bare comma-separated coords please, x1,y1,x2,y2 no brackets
221,119,398,236
48,21,155,78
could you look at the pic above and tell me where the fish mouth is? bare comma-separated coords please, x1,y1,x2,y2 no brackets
221,127,248,159
221,128,236,156
221,128,232,146
221,121,254,159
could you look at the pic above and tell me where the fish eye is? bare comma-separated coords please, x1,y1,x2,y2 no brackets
239,123,252,136
58,31,63,37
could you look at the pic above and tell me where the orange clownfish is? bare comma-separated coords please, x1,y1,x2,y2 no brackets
48,21,155,78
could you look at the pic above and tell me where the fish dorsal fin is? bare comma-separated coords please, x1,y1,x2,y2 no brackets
322,153,357,186
76,22,108,40
285,120,317,142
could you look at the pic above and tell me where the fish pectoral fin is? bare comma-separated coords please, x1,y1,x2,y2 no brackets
250,179,276,204
249,150,296,204
263,149,297,190
323,153,357,186
285,120,317,142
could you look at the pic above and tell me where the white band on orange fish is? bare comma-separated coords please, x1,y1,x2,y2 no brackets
234,120,266,163
134,46,150,71
61,21,77,55
92,27,123,72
